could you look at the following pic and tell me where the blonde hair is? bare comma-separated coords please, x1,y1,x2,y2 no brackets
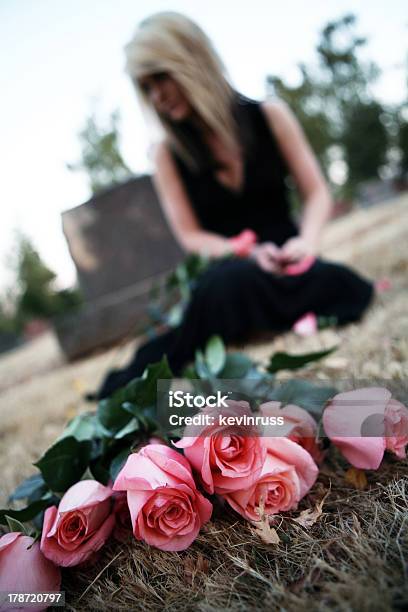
124,11,240,170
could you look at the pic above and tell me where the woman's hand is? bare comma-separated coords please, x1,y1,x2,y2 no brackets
279,236,316,266
249,242,282,273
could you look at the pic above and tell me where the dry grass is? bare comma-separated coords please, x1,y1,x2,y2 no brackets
62,454,408,612
1,195,408,611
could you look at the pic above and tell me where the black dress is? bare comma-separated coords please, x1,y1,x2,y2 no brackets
96,98,373,398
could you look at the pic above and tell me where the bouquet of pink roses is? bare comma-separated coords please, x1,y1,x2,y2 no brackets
1,336,407,608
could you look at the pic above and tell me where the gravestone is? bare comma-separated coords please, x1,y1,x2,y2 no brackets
55,176,184,359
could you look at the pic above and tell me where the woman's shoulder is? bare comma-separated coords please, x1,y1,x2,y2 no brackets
151,140,183,173
151,141,187,184
260,99,301,140
151,140,171,165
236,94,295,139
235,93,290,116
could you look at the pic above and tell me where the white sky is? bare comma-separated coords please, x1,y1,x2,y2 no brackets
1,0,407,291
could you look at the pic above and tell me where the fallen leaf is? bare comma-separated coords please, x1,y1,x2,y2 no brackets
251,496,281,544
293,491,329,528
252,519,281,545
345,467,367,490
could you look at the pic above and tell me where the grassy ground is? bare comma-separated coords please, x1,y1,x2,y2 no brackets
62,458,408,612
0,195,407,610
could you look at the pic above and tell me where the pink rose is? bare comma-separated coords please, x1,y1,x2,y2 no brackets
223,437,318,521
0,532,61,611
113,444,212,552
40,480,115,567
175,401,266,494
230,229,258,257
284,255,316,276
260,401,323,463
385,398,408,458
292,312,318,337
323,387,408,469
375,277,391,293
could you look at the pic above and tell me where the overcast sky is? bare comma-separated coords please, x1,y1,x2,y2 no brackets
1,0,407,291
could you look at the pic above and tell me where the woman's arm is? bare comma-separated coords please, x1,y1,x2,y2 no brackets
261,100,333,262
152,142,233,257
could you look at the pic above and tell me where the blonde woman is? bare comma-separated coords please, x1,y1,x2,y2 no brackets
96,12,373,398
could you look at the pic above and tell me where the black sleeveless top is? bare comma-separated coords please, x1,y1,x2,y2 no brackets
171,97,299,246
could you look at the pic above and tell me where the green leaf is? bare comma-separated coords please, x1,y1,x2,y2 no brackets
94,419,115,438
125,356,173,408
8,474,46,503
89,459,111,485
114,417,140,439
5,516,30,534
175,263,190,300
184,253,209,279
97,394,133,434
167,426,185,439
205,336,226,375
209,369,275,407
33,436,92,492
0,499,52,525
58,412,99,442
165,270,179,291
109,447,131,482
220,353,254,378
267,379,337,417
121,403,151,431
317,315,338,329
195,350,213,380
166,303,183,327
182,365,198,379
267,347,336,373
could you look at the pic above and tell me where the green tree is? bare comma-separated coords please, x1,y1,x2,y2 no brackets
15,235,57,321
68,109,132,195
12,234,82,326
342,101,388,185
266,66,333,171
398,120,408,178
0,301,17,334
316,14,379,118
266,13,385,194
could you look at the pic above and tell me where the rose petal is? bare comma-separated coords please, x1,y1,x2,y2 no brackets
0,535,61,603
58,480,112,513
293,312,318,337
323,387,390,469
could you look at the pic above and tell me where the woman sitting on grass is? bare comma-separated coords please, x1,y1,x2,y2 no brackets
96,11,373,399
